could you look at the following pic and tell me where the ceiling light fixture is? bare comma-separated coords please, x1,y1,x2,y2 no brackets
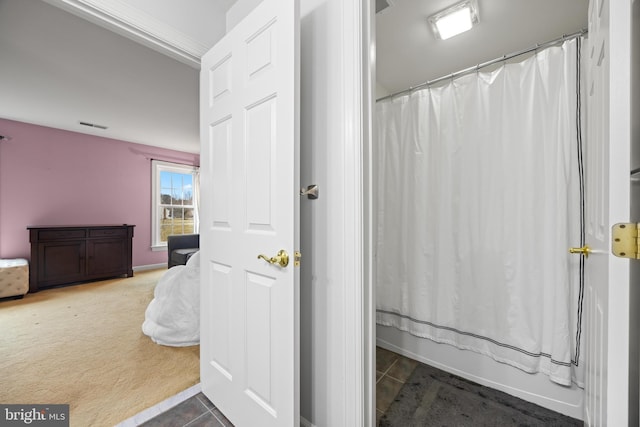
428,0,479,40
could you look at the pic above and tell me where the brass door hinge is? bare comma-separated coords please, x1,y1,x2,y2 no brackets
612,223,640,259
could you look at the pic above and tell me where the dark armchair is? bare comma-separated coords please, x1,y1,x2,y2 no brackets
167,234,199,268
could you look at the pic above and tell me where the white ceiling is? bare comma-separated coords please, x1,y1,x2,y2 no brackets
117,0,234,48
0,0,588,154
0,0,232,154
376,0,589,95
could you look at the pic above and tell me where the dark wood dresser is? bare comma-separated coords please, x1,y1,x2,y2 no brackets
27,225,135,292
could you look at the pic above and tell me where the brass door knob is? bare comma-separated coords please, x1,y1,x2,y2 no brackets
569,245,591,258
257,250,289,267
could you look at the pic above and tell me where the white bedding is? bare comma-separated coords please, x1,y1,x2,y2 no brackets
142,251,200,347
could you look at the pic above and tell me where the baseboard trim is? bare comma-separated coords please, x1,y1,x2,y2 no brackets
133,263,166,272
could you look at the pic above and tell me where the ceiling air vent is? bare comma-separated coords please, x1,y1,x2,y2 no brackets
79,121,108,130
376,0,394,14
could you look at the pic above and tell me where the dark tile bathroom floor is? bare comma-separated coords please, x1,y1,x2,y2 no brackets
139,347,410,427
139,347,580,426
375,346,420,423
375,346,581,426
139,392,232,427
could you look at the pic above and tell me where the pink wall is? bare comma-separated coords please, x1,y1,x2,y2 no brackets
0,118,199,267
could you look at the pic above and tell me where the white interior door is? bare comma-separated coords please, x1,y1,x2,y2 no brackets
199,0,300,425
584,0,631,425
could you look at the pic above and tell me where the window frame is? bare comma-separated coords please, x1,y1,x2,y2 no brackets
151,160,199,250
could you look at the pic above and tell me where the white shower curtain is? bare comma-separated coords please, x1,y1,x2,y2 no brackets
375,39,583,386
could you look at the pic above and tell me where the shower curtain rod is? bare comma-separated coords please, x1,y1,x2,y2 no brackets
377,28,588,102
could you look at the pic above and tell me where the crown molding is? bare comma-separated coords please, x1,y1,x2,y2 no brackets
42,0,209,68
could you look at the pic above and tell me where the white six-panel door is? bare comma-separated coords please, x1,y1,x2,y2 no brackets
199,0,300,425
584,0,631,425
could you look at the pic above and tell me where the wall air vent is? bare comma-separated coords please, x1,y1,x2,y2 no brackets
79,121,108,130
376,0,394,14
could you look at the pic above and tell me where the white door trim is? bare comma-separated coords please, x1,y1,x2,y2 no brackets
42,0,207,67
605,0,632,424
340,0,374,425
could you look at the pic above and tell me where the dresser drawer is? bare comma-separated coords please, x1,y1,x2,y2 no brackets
27,225,135,292
89,228,127,238
38,229,86,241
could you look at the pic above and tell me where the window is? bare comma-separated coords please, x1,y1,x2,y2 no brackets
151,160,199,250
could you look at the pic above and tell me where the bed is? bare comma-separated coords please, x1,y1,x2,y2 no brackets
142,251,200,346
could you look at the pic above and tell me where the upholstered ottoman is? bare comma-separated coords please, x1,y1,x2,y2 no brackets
0,258,29,299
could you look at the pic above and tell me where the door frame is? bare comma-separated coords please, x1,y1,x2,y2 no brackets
602,0,632,424
341,0,375,425
359,1,634,425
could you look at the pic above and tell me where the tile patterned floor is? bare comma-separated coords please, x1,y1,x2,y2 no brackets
375,346,418,425
139,392,232,427
134,346,413,426
132,346,573,426
132,347,418,426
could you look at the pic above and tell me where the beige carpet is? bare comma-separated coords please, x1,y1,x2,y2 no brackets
0,269,200,427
